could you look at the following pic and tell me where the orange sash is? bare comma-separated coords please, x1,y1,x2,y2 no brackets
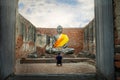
54,34,69,48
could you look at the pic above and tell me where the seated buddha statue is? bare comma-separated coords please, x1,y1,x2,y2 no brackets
53,25,69,48
46,25,74,54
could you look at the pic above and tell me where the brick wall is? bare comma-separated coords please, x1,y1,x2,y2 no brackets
16,13,36,59
114,0,120,79
83,20,96,55
114,0,120,53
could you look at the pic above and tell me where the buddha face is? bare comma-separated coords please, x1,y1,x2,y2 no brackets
57,25,63,34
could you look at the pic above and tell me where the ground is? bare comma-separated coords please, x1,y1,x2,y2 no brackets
15,62,96,74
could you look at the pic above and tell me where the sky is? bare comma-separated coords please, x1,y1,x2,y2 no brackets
18,0,94,28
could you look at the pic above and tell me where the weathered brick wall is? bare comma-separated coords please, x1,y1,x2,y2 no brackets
114,0,120,53
36,28,84,54
35,34,47,56
16,13,36,59
114,0,120,79
83,19,96,55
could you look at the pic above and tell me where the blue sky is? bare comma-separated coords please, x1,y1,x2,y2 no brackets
56,0,79,5
18,2,24,9
18,0,94,28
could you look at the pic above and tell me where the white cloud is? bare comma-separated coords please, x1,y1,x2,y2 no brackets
18,0,94,28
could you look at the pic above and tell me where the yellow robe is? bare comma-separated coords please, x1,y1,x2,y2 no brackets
54,34,69,48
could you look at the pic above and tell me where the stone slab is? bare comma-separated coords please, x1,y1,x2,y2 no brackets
20,58,91,64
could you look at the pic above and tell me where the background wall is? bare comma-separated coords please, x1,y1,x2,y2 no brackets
16,13,36,59
114,0,120,53
83,20,96,56
114,0,120,79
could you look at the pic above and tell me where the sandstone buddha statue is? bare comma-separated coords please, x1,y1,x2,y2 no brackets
53,25,69,48
46,25,74,54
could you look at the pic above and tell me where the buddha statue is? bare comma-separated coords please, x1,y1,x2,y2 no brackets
46,25,74,54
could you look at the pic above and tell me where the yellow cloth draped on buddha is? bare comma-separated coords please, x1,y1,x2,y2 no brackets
54,34,69,48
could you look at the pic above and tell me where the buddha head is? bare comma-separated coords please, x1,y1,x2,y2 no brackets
57,25,63,34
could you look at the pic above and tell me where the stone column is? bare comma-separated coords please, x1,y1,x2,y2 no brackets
95,0,114,80
0,0,17,80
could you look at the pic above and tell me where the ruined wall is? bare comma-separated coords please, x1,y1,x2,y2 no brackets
114,0,120,79
36,28,84,54
83,20,96,55
114,0,120,53
16,13,36,59
35,33,47,56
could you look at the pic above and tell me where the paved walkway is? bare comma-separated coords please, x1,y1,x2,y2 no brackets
15,62,96,74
